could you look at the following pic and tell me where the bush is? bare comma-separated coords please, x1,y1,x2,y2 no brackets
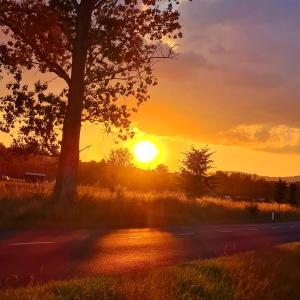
246,204,259,215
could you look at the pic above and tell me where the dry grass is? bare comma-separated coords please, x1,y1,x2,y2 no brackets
200,197,296,213
2,242,300,299
1,181,300,229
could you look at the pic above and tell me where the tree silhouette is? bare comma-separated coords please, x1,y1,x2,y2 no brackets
0,0,184,204
106,147,133,196
274,179,287,212
179,146,214,199
213,171,274,201
287,182,298,206
107,148,134,168
155,164,169,174
0,143,5,155
9,140,52,156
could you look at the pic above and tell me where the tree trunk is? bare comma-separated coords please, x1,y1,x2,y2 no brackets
53,1,93,205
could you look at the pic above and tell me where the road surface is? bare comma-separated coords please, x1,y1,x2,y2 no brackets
1,221,300,287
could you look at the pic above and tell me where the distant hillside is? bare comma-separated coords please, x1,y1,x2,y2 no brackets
219,171,300,183
263,176,300,183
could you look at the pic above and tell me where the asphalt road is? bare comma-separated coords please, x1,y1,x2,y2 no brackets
1,221,300,287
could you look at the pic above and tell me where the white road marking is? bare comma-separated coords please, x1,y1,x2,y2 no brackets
8,241,56,246
247,229,258,231
176,233,196,236
217,230,233,233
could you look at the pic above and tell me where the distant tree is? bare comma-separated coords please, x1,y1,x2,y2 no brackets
155,164,169,174
274,179,287,211
107,148,134,168
287,182,298,206
0,0,184,204
0,143,6,155
9,140,56,156
179,146,214,199
213,171,274,201
106,147,133,195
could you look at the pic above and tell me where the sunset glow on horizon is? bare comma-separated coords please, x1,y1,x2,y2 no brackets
1,0,300,177
2,2,300,294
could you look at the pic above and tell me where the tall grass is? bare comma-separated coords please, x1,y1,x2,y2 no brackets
2,242,300,299
1,181,300,229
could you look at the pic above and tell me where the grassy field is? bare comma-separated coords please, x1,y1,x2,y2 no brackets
1,242,300,299
1,181,300,229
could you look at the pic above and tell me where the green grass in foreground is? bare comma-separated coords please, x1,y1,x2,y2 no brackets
1,182,300,229
2,242,300,300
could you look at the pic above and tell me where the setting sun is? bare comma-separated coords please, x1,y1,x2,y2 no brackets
133,140,159,164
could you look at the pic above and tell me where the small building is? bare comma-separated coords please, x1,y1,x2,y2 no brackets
24,172,47,183
0,175,9,181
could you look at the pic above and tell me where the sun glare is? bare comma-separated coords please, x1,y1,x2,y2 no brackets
133,140,159,164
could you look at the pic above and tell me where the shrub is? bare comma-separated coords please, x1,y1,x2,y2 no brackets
246,204,259,215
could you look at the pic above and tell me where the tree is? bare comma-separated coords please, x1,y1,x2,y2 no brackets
287,182,298,206
274,179,287,212
179,146,214,199
9,139,52,156
107,148,133,168
155,164,169,174
106,147,133,197
0,143,6,155
0,0,184,204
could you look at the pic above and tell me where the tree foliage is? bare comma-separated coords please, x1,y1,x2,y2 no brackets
214,171,273,200
155,164,169,174
274,179,287,206
107,147,134,168
179,146,214,199
287,182,298,206
0,0,183,154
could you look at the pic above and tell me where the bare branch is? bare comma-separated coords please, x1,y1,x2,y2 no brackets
151,44,177,59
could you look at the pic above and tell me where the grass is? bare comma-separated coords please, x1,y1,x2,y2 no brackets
2,242,300,299
1,181,300,229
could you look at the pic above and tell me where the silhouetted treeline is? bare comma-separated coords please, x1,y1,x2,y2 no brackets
77,160,177,191
214,171,274,200
0,143,299,204
0,143,177,191
214,171,300,205
0,143,57,178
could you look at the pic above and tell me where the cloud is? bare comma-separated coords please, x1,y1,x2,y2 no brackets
141,0,300,144
219,124,300,154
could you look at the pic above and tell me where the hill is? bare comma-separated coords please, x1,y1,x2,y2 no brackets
220,171,300,183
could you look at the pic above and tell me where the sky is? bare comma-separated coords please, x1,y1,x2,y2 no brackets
1,0,300,176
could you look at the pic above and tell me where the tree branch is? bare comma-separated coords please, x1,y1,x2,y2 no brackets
0,17,71,85
71,0,79,10
70,0,79,15
94,0,115,10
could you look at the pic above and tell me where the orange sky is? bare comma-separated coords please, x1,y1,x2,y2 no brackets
1,0,300,176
